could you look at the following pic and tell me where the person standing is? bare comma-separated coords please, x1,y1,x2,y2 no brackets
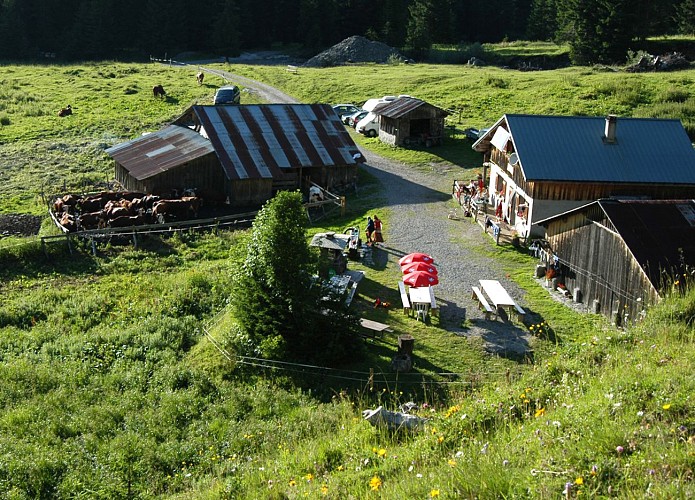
372,215,384,244
366,216,375,244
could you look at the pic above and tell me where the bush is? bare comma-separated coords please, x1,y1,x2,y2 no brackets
0,114,10,126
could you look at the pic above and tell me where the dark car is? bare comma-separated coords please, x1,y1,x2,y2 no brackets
213,85,241,105
332,104,360,120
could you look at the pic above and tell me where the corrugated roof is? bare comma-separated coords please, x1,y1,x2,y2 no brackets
373,97,447,119
189,104,363,180
106,125,215,181
477,114,695,184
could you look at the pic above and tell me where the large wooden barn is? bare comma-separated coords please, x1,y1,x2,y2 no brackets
373,97,448,147
536,199,695,325
106,104,364,208
473,114,695,237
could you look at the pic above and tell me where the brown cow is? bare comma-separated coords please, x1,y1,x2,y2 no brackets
59,212,76,232
196,72,204,85
77,211,106,230
153,85,166,98
58,105,72,117
107,214,148,228
152,197,201,222
77,196,107,213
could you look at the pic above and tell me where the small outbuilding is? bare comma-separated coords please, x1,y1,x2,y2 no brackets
536,199,695,325
373,97,448,147
107,104,365,208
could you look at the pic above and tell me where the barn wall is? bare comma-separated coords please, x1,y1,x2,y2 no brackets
303,165,358,191
227,178,273,207
544,217,658,325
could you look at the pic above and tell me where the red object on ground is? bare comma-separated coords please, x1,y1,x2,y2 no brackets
401,261,438,275
402,270,439,287
398,252,434,266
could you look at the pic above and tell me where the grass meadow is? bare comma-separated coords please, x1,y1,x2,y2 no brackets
0,48,694,497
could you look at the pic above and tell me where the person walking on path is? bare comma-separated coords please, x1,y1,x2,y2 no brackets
366,216,375,244
372,215,384,245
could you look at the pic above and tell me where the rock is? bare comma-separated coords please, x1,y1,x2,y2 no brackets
362,405,428,431
304,36,404,68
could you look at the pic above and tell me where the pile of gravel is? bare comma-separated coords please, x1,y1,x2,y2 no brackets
304,36,403,68
0,214,43,237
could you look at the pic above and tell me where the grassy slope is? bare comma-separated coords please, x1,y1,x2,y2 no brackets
0,52,694,497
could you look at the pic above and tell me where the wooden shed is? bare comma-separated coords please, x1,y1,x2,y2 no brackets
473,114,695,237
374,97,448,147
536,199,695,325
106,104,364,208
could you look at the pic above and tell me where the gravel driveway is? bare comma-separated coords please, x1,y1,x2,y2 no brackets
198,65,534,359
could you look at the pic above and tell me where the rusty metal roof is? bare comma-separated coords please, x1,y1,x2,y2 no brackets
105,125,215,181
373,97,447,119
188,104,364,180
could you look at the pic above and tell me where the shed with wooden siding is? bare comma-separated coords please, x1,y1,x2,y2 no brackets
373,97,448,147
536,199,695,325
473,114,695,237
106,104,364,208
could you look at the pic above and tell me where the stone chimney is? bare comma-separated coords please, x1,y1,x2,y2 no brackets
604,114,617,143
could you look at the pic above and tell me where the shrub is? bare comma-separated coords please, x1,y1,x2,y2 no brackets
0,114,10,126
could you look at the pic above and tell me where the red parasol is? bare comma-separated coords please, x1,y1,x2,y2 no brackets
402,270,439,287
398,252,434,266
401,261,438,275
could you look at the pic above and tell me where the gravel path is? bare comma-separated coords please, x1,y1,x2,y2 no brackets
196,65,534,358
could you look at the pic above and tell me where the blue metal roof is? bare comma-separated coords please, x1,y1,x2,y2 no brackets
494,114,695,184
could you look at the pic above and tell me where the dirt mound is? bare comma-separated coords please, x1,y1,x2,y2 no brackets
304,36,404,68
0,214,43,237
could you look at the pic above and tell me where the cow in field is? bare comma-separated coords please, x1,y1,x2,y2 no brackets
153,85,166,98
196,72,204,85
58,105,72,117
59,213,76,232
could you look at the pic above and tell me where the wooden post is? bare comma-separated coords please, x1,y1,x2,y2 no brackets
41,237,48,259
132,230,138,249
66,234,73,255
340,196,346,217
90,237,96,256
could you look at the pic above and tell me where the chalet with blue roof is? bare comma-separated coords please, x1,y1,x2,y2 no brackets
473,114,695,237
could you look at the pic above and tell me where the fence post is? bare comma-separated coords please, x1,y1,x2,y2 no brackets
341,196,346,217
66,234,73,255
91,237,96,256
41,237,48,259
132,230,138,249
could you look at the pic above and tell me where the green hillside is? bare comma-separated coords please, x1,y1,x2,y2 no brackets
0,58,694,498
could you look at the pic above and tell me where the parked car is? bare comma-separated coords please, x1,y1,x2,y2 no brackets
346,110,368,128
332,104,360,120
213,85,241,105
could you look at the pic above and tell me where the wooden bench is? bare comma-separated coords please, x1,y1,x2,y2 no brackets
512,300,526,317
398,281,411,316
286,65,298,73
471,286,494,320
428,285,439,317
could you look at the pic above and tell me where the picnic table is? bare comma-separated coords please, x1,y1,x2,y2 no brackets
409,286,432,322
479,279,525,319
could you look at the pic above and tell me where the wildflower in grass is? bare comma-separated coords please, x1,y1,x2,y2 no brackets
663,403,671,410
377,448,387,458
337,465,344,471
321,484,328,494
430,489,440,498
304,473,314,482
575,477,583,485
590,465,598,476
562,482,572,496
289,479,297,487
369,475,382,491
616,445,624,454
535,407,546,418
448,459,457,467
438,435,444,444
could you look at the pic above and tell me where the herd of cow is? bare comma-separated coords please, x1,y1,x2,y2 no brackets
53,191,203,232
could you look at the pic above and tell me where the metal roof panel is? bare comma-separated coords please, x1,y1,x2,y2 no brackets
503,114,695,184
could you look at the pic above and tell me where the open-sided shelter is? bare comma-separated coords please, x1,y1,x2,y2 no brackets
107,104,364,208
536,199,695,325
473,114,695,237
